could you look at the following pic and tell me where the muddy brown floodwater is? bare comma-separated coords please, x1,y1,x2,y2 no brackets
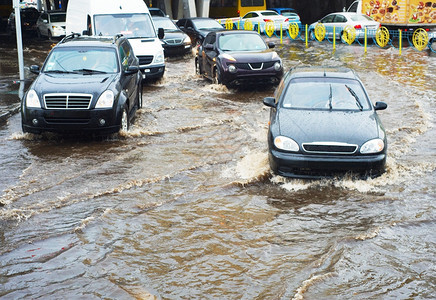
0,35,435,299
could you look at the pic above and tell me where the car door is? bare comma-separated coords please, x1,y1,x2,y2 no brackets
119,41,138,114
202,32,217,78
332,14,348,38
37,12,48,35
320,14,336,38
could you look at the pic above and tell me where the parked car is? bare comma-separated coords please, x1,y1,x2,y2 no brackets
149,7,167,17
152,16,192,56
240,10,290,33
196,30,283,86
36,10,66,39
263,66,388,179
21,34,142,135
176,17,224,47
309,12,380,40
7,7,39,35
268,8,301,28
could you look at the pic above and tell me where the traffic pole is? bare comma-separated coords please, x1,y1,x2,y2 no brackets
13,0,25,81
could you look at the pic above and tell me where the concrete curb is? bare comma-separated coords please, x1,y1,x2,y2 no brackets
0,104,21,124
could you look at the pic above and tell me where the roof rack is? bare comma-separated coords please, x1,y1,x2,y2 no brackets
60,33,81,44
113,34,124,43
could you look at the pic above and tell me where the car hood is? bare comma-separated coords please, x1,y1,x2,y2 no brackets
221,50,278,62
277,109,381,145
163,31,187,40
32,73,117,97
128,37,163,56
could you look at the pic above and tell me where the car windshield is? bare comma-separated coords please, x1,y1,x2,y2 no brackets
50,13,66,23
283,12,299,18
43,48,119,73
219,33,267,51
282,78,370,111
350,14,374,22
193,19,222,30
153,18,178,31
94,13,156,38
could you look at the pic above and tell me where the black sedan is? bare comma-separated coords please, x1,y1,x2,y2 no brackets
152,16,192,56
196,30,283,86
176,17,224,47
263,66,388,179
7,7,39,35
21,34,142,135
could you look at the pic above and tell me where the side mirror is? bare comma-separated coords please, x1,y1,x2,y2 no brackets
82,29,90,36
268,42,275,49
374,101,387,111
204,44,214,50
158,27,164,39
29,65,40,74
263,97,276,108
125,65,139,74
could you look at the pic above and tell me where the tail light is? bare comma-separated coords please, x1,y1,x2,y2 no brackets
263,19,272,22
354,24,362,29
284,18,289,22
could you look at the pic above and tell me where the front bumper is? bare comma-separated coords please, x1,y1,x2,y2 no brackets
21,107,121,135
221,64,283,85
269,149,387,179
140,64,165,79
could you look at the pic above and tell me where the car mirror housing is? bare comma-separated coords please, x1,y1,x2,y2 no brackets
374,101,387,111
268,42,275,49
204,44,214,50
263,97,276,108
125,65,139,74
158,27,165,39
30,65,40,74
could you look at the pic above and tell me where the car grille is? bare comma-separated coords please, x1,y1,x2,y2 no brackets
234,61,275,70
302,142,358,154
44,94,92,109
165,38,183,45
137,55,154,65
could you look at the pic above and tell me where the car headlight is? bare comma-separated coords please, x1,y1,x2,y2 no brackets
274,136,299,152
360,138,385,154
274,61,282,71
154,51,164,64
95,90,114,108
222,53,236,61
228,64,237,73
25,89,41,108
183,35,191,45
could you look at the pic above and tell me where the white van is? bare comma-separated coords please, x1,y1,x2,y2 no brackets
65,0,165,80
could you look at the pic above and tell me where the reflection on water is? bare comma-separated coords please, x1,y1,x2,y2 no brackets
0,37,435,299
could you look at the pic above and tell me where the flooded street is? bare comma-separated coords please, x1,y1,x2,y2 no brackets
0,35,435,299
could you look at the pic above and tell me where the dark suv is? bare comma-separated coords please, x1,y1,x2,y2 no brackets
21,34,142,135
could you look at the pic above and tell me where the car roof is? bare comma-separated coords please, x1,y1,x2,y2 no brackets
215,30,259,36
56,35,124,48
289,66,359,80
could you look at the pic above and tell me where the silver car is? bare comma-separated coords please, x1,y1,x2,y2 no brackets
309,12,380,40
36,11,66,39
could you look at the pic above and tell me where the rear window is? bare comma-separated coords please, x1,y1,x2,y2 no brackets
281,78,371,111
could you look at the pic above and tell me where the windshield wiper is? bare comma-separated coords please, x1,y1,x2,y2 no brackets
345,84,363,111
73,68,108,74
45,70,76,73
328,84,333,110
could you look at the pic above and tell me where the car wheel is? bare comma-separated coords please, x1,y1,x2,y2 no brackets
137,84,143,109
195,57,201,75
120,106,129,132
309,30,315,40
213,67,221,84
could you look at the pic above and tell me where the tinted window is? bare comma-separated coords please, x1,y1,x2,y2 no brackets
50,13,66,23
282,78,370,111
334,15,347,23
321,15,335,23
219,33,267,51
